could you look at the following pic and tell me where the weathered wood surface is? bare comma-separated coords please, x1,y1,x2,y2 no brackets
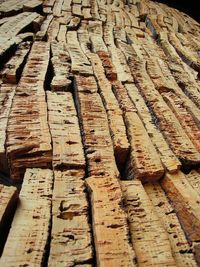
145,182,197,267
161,171,200,242
74,75,119,178
121,180,176,266
0,42,30,84
86,176,136,267
0,0,200,265
6,41,52,180
47,91,85,169
0,168,53,266
0,83,16,174
0,184,18,230
49,169,93,266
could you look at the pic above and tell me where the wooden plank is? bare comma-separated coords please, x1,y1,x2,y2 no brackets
127,55,200,166
162,92,200,152
145,182,198,267
86,176,136,267
35,14,53,41
0,185,18,244
48,169,93,266
6,42,52,181
74,75,119,178
97,51,117,81
126,83,181,173
1,42,30,84
89,53,130,170
0,83,16,175
72,4,82,17
0,168,53,267
0,12,39,39
66,31,93,76
125,111,164,181
23,0,43,12
161,171,200,242
186,169,200,197
121,180,176,266
47,91,85,169
50,41,71,91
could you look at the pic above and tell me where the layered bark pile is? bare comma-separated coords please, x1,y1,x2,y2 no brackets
0,0,200,266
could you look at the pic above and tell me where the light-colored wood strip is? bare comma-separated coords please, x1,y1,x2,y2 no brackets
74,75,119,178
186,170,200,197
50,41,71,91
67,31,93,76
6,42,52,180
0,83,16,174
1,42,30,84
145,182,197,267
121,180,176,267
126,83,181,173
47,91,85,169
86,176,136,267
48,169,93,266
125,111,164,182
0,168,53,267
89,53,130,170
161,171,200,242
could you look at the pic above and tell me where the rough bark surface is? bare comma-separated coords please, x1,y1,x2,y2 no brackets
0,0,200,265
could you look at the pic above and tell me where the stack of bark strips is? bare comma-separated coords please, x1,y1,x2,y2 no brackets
6,41,52,181
0,168,53,266
0,0,199,266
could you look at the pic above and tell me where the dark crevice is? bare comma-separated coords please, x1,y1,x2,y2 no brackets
44,47,54,92
0,191,18,256
0,43,18,71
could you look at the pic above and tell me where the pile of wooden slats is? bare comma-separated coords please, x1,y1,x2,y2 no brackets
0,0,200,266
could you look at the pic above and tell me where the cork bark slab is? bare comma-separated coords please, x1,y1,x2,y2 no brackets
47,91,85,169
0,168,53,266
6,42,52,180
49,169,93,266
0,83,16,174
121,180,176,267
144,182,197,267
86,176,136,267
161,171,200,242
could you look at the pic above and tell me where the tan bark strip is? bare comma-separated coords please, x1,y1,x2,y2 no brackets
145,182,198,267
86,176,136,267
35,14,53,41
88,53,130,171
23,0,43,12
159,33,200,109
6,41,52,181
0,0,28,14
161,171,200,242
74,75,119,178
0,42,31,84
48,169,93,266
50,41,71,91
0,12,39,39
125,112,164,182
185,170,200,197
121,180,176,267
97,51,117,81
162,92,200,152
0,184,18,244
126,83,181,173
0,168,53,267
0,83,16,174
168,32,200,73
127,54,200,166
66,31,93,76
47,91,85,170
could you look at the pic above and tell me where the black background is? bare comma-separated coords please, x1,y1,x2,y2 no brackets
154,0,200,23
